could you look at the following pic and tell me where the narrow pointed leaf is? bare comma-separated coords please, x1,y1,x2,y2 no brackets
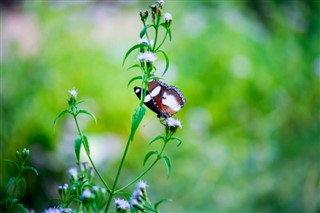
15,204,28,213
168,28,172,40
54,109,70,125
154,198,172,211
76,99,86,105
149,135,165,145
169,136,182,147
157,50,169,76
4,159,20,170
77,110,97,124
82,135,90,155
19,177,27,197
127,64,142,72
140,24,151,38
127,76,143,88
74,137,82,163
6,177,16,192
162,156,171,177
130,106,146,140
122,43,148,66
143,150,157,166
23,166,39,176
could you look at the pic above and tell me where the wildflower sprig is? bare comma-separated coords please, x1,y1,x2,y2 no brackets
1,148,38,212
54,89,111,195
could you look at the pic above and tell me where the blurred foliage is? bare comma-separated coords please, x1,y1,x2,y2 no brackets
1,0,320,212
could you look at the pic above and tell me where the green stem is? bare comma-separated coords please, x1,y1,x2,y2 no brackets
155,31,168,52
104,136,132,212
72,115,111,193
115,140,168,193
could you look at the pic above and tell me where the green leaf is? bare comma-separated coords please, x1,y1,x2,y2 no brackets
127,76,143,88
169,136,182,147
143,150,158,166
122,43,148,66
157,50,169,76
168,28,172,40
4,159,20,170
77,109,97,124
18,177,27,197
130,106,146,140
149,135,165,145
6,177,16,193
127,64,142,72
82,135,90,155
54,109,70,126
76,99,86,105
154,198,172,211
74,137,82,163
140,24,151,38
162,156,171,177
22,166,38,176
14,203,28,213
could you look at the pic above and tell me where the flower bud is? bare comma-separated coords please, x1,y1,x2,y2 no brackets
139,10,148,22
16,150,20,160
21,148,30,160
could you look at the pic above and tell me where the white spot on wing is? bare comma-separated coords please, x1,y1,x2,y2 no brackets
135,88,140,93
162,93,181,111
150,86,161,97
144,94,152,103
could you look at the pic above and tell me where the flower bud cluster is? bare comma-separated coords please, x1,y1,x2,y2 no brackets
68,88,78,108
115,198,130,213
58,183,69,198
16,148,30,161
129,180,149,211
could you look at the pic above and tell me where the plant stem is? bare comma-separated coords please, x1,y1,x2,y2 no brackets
104,136,132,212
72,115,111,193
155,31,168,52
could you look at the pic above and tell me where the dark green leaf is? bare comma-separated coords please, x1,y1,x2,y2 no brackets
6,177,16,193
4,159,20,170
130,106,146,140
127,64,142,72
54,109,70,126
19,177,27,197
14,203,28,213
83,135,90,155
22,166,38,176
154,198,172,211
157,50,169,76
77,109,97,124
140,24,151,38
65,195,80,207
74,137,82,163
122,43,148,66
127,76,143,88
169,136,182,147
143,150,158,166
168,28,172,40
149,135,165,145
162,156,171,177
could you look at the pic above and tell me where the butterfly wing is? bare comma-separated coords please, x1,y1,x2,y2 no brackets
162,86,185,117
134,86,162,116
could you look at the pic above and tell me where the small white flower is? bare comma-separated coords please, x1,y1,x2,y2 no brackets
157,0,165,5
68,167,78,179
92,186,99,192
43,207,72,213
68,88,78,97
63,184,68,190
166,117,182,128
164,12,172,22
115,198,130,210
136,180,148,191
82,189,91,198
137,51,157,63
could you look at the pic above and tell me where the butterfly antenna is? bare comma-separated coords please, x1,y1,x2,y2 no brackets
143,116,156,127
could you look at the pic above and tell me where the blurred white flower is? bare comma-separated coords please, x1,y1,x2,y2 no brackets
137,51,157,63
68,88,78,97
114,198,130,211
157,0,165,5
136,180,148,191
164,12,172,21
82,189,92,198
166,117,182,128
68,167,78,180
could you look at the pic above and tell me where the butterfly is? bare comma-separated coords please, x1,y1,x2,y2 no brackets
134,79,185,118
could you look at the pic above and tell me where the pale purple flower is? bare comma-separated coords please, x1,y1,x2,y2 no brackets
164,12,172,22
43,207,72,213
137,52,157,63
166,117,182,128
82,189,91,198
114,198,130,211
68,167,78,180
136,180,148,191
68,88,78,97
157,0,165,5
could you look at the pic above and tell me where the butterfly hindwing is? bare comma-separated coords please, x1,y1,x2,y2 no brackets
134,79,185,118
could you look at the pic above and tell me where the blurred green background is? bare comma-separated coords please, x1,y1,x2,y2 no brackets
1,0,320,212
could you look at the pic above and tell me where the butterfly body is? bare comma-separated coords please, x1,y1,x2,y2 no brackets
134,79,185,118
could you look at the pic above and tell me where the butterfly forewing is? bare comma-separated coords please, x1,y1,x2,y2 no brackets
162,86,185,117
